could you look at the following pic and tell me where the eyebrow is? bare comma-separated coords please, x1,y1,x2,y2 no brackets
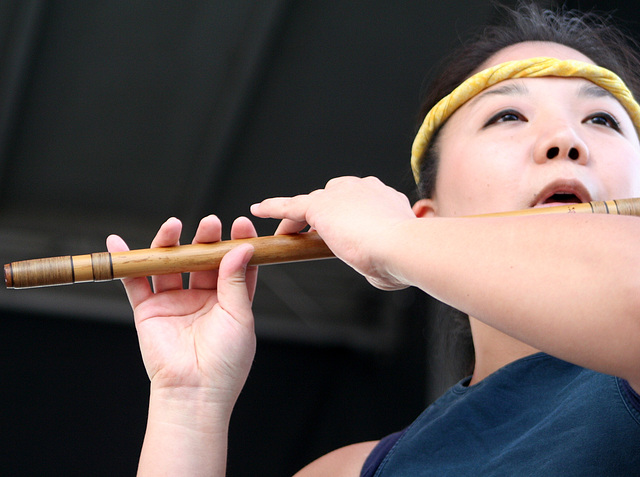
465,79,619,114
467,82,529,106
577,83,616,100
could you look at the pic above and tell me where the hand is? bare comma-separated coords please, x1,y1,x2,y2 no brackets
251,176,415,290
106,215,258,413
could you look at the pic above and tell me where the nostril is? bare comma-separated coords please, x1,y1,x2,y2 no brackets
547,147,559,159
569,148,579,160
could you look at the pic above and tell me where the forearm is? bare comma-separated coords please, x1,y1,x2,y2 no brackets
382,214,640,380
138,388,232,477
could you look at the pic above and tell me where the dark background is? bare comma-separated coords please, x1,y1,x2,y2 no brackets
0,1,637,475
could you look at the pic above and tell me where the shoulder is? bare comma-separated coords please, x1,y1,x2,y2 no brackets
293,440,379,477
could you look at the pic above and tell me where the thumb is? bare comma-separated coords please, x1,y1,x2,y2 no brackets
216,244,255,326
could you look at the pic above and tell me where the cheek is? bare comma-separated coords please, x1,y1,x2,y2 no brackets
614,160,640,197
594,143,640,197
435,144,520,215
625,147,640,195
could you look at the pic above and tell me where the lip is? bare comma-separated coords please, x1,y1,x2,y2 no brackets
530,179,592,208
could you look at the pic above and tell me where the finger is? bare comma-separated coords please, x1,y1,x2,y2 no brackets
106,234,153,310
274,218,309,236
192,214,222,244
250,196,310,223
230,216,258,241
250,199,309,235
216,243,255,328
189,215,223,290
150,217,185,293
324,175,357,187
230,216,259,301
106,234,129,253
150,217,182,247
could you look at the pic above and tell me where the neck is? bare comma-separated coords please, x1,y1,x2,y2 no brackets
468,317,539,386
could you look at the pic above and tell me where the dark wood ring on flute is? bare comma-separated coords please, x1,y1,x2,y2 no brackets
5,198,640,289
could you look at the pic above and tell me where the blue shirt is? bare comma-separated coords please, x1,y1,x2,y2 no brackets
363,353,640,476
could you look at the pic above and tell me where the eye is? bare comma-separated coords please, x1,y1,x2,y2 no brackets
483,109,527,127
584,112,620,131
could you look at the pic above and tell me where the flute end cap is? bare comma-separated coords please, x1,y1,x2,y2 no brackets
4,263,13,288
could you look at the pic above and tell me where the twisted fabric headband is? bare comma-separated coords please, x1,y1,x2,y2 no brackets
411,57,640,183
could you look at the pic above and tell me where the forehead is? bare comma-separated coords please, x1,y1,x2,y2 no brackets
480,42,595,71
469,43,615,108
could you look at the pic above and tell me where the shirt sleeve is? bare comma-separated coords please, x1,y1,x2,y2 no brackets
360,429,406,477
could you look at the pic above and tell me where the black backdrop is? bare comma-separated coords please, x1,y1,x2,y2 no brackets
2,300,430,475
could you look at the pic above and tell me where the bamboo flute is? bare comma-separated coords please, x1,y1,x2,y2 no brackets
5,198,640,289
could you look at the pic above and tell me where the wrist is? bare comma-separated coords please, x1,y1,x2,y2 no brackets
371,218,418,288
147,384,234,433
138,388,231,477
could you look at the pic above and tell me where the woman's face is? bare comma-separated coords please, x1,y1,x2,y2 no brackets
426,42,640,217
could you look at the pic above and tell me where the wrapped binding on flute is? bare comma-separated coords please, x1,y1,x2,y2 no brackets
5,198,640,289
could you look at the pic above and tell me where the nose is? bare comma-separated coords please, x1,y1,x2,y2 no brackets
533,124,589,165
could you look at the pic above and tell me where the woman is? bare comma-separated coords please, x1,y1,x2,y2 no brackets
107,3,640,475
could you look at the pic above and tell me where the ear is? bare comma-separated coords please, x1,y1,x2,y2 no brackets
412,198,438,218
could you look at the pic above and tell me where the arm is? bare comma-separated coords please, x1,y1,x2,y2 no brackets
107,215,258,476
384,213,640,388
251,176,640,388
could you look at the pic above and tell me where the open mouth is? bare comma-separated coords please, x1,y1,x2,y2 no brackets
532,181,591,208
541,193,582,205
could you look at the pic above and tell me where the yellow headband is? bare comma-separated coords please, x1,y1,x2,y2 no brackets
411,57,640,183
